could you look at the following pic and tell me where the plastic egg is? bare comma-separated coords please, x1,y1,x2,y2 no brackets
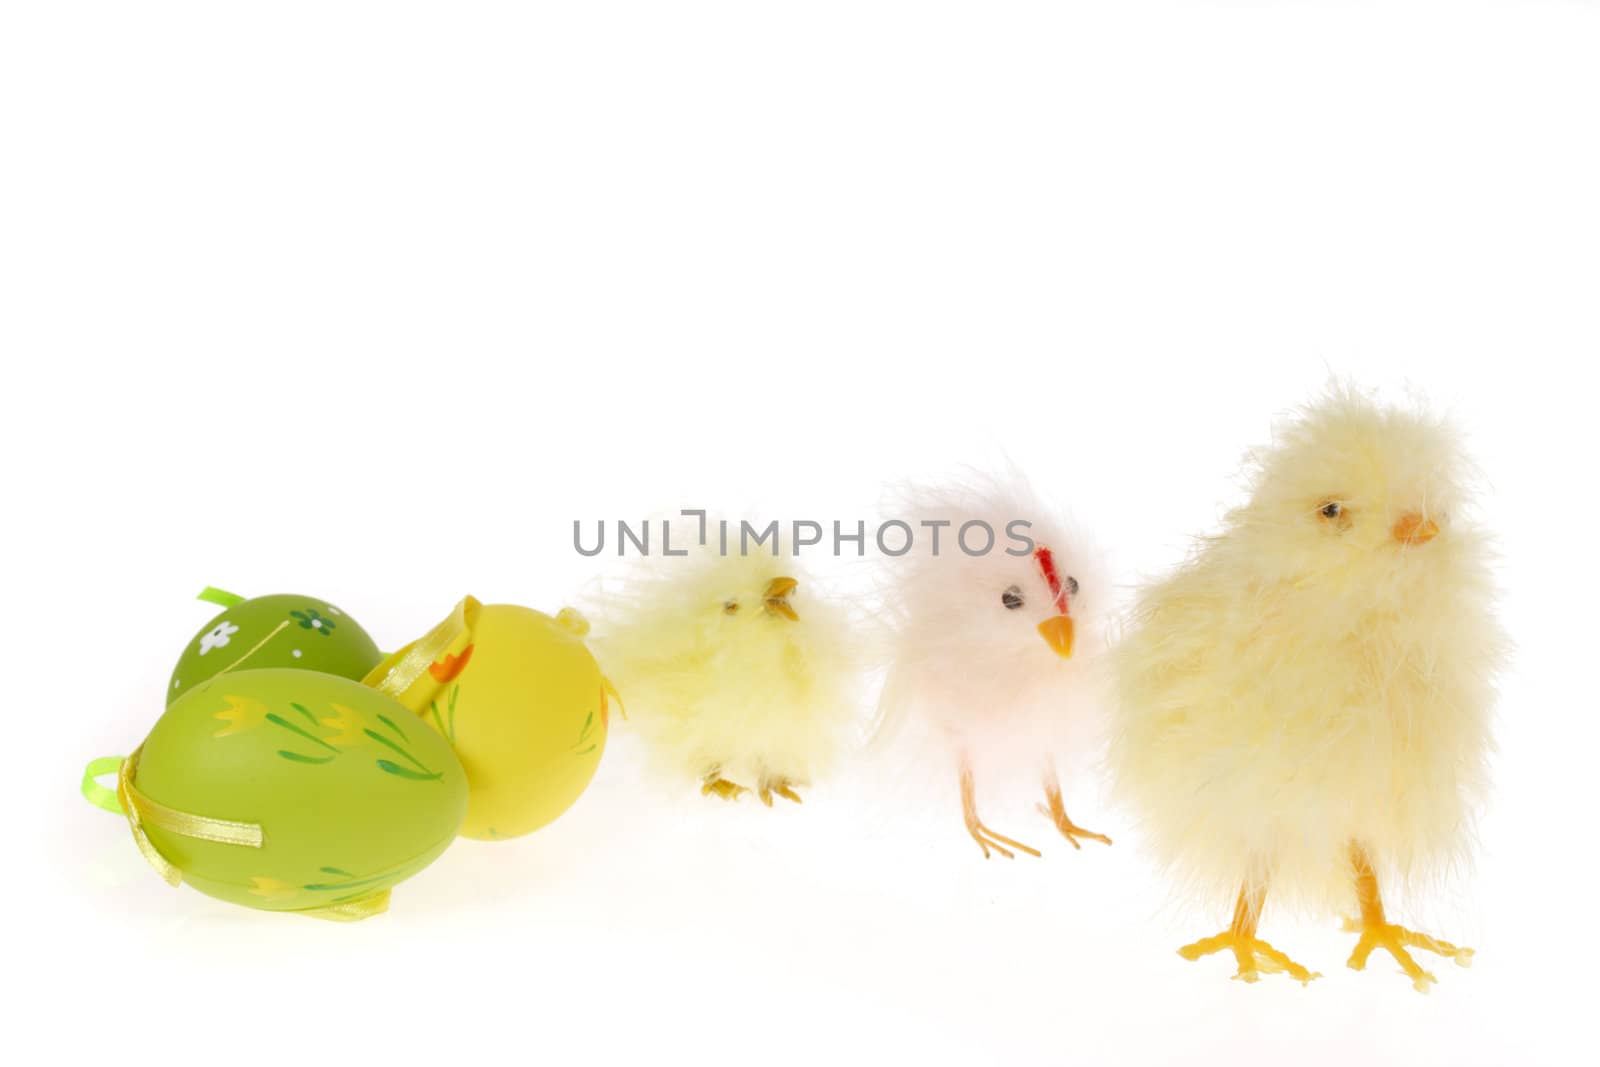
169,590,382,703
366,597,611,841
108,668,467,918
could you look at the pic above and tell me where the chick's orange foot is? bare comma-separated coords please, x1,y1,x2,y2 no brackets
757,778,804,806
1039,808,1111,850
959,762,1040,860
1343,916,1473,993
1177,929,1321,986
1037,782,1111,850
964,816,1041,860
700,776,749,801
1344,843,1472,992
1180,885,1320,985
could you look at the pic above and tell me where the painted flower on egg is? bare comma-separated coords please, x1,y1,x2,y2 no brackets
198,621,240,655
291,608,336,634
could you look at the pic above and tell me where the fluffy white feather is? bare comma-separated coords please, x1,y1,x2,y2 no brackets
875,471,1112,855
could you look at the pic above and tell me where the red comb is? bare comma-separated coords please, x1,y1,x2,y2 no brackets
1033,545,1070,616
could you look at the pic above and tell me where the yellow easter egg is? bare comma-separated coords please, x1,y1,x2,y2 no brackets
364,597,611,841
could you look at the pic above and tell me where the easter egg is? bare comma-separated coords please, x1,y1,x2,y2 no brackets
122,668,467,917
365,596,610,841
169,591,382,703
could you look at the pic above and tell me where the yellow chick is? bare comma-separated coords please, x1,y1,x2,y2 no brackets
590,536,865,804
1110,386,1506,991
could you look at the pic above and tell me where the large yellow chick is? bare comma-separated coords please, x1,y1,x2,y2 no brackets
1111,386,1506,991
590,535,866,805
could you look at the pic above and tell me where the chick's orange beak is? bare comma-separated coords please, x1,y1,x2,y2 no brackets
763,577,799,621
1393,513,1440,546
1037,615,1074,658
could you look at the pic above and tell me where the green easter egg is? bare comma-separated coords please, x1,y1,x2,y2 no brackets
132,669,467,915
169,594,381,703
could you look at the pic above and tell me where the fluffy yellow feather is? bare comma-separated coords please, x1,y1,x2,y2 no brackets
1110,385,1506,990
588,537,867,804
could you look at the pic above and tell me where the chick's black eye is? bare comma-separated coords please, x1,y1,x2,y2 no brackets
1320,502,1342,519
1001,585,1024,610
1066,576,1079,597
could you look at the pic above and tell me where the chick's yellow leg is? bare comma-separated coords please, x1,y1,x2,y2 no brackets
960,760,1040,860
1037,774,1112,850
1177,884,1320,985
1344,843,1473,993
700,774,749,801
756,777,804,806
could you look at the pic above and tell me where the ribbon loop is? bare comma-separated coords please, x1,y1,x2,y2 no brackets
364,595,480,709
81,756,127,815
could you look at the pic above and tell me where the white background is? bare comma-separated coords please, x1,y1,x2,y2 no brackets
3,2,1595,1064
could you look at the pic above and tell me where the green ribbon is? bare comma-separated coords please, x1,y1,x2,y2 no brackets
197,586,246,608
81,756,126,815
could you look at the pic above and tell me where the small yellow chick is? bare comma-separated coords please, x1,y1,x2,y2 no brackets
1111,386,1505,991
590,535,865,804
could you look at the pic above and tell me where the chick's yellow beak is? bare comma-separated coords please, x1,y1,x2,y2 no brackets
763,577,799,621
1393,513,1440,546
1037,615,1074,658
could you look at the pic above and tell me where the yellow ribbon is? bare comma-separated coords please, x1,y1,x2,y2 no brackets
364,595,480,706
86,749,266,888
300,890,392,922
85,755,393,922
